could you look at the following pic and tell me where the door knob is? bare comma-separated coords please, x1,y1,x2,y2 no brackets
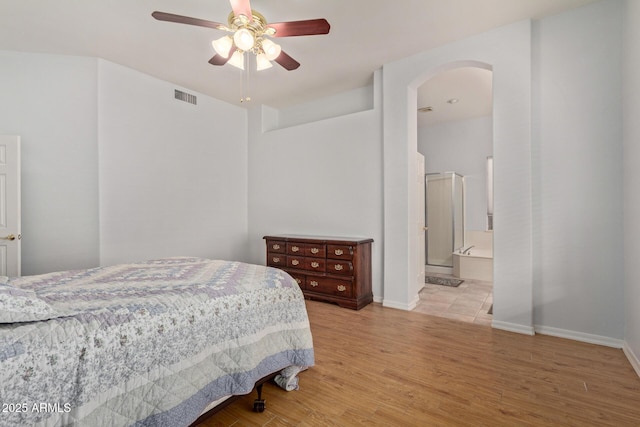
1,234,16,241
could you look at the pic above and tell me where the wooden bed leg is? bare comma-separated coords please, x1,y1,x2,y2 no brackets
253,383,266,412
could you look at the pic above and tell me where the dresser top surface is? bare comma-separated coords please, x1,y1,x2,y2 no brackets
263,234,373,245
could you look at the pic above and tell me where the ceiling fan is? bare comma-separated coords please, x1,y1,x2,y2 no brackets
152,0,330,71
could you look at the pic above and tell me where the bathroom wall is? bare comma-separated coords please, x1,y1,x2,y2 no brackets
418,115,493,232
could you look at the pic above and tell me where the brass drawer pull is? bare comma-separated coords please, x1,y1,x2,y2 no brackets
337,285,347,292
272,257,280,263
334,264,343,271
310,247,320,254
291,259,300,266
291,245,300,252
295,278,302,284
310,280,319,287
334,249,344,256
272,244,281,250
311,261,320,268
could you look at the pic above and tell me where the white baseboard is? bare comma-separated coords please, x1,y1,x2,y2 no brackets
623,341,640,378
382,296,419,311
373,295,383,304
492,320,535,336
534,325,623,349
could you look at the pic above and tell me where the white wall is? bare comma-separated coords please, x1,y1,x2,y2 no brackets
0,52,248,274
623,0,640,372
0,51,100,275
418,116,493,232
246,74,383,299
269,85,374,130
98,60,248,265
532,0,624,342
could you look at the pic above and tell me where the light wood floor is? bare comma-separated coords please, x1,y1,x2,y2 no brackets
199,301,640,426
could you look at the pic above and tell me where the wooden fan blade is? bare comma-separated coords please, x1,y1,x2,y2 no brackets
274,50,300,71
230,0,253,21
152,11,225,30
208,46,237,66
268,19,330,37
209,54,229,66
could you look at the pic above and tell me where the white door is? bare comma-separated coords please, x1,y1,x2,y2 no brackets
416,153,425,287
0,136,21,277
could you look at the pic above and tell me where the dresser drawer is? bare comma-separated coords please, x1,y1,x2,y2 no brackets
287,256,305,269
287,243,304,255
327,260,353,276
287,272,305,289
305,243,326,258
267,254,287,267
327,244,354,260
267,240,287,253
306,276,353,298
305,258,326,272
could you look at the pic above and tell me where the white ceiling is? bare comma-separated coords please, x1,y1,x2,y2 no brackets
417,67,493,128
0,0,596,110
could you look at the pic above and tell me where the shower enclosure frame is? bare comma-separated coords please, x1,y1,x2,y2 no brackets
425,172,465,268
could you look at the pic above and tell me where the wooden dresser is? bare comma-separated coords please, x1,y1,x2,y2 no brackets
263,235,373,310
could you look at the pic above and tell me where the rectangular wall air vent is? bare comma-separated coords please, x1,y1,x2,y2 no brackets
174,89,197,105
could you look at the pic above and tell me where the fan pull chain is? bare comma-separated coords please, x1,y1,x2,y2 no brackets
240,53,252,103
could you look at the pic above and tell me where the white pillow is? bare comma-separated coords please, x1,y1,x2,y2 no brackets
0,280,71,323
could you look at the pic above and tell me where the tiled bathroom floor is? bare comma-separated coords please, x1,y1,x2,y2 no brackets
414,272,493,326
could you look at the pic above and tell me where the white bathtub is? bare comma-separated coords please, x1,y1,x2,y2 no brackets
453,248,493,281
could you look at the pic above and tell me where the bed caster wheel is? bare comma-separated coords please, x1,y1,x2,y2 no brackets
253,399,265,412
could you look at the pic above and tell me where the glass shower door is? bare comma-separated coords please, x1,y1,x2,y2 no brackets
425,172,464,267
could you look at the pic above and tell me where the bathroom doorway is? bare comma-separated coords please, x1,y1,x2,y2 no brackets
414,66,494,325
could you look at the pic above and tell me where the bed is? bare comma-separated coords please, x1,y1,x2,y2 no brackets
0,257,314,426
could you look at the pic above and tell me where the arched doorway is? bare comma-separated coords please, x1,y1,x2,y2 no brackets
414,65,494,325
381,21,534,334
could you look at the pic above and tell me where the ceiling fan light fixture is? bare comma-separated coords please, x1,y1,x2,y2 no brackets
212,35,233,58
228,50,245,70
233,27,255,51
261,38,281,61
256,53,273,70
152,1,330,78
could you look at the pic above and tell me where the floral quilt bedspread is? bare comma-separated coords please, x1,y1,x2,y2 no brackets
0,257,314,426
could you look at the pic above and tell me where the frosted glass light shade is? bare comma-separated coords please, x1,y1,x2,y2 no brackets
261,38,281,61
211,36,233,58
233,28,255,51
256,53,273,71
228,50,245,70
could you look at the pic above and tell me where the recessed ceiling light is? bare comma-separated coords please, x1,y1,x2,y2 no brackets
447,98,459,104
